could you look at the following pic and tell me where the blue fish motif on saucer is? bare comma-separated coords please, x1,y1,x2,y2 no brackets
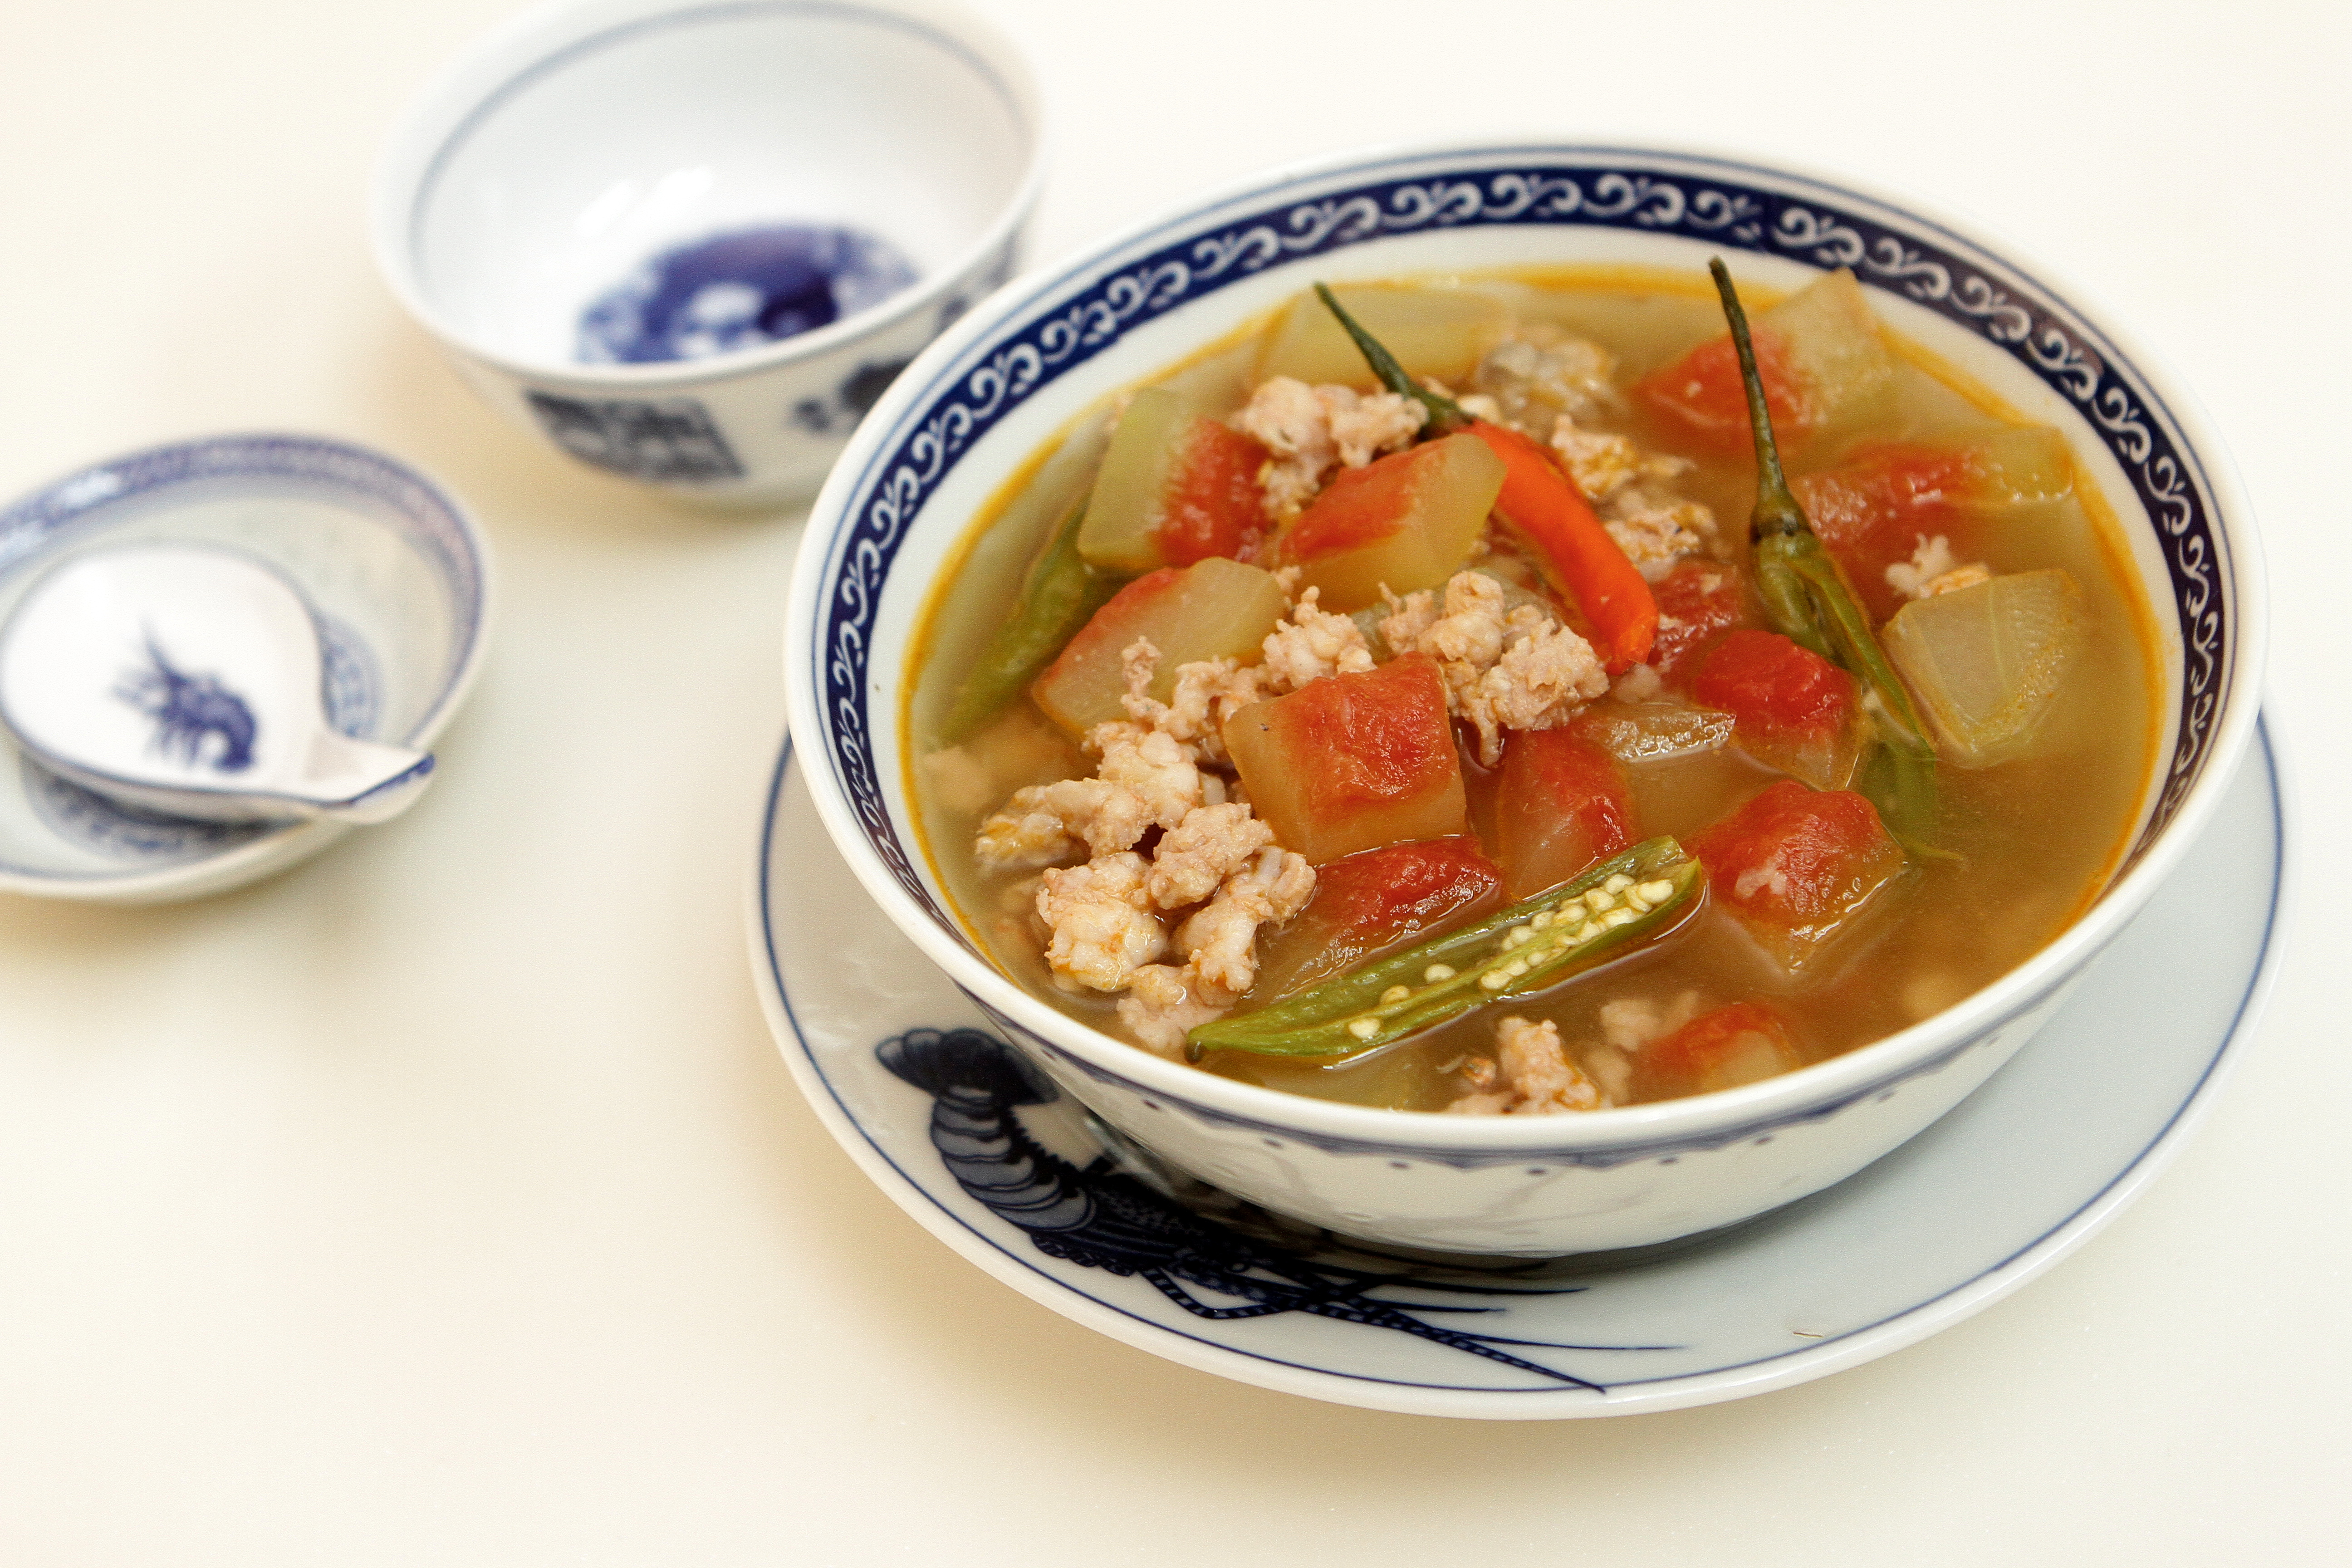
754,735,2288,1416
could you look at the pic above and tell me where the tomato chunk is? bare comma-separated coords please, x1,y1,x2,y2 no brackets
1798,446,1981,622
1644,559,1747,678
1690,629,1860,789
1279,431,1504,611
1223,656,1467,864
1252,837,1503,999
1692,629,1851,735
1080,390,1270,572
1494,729,1635,899
1633,325,1808,456
1633,1002,1804,1100
1633,269,1895,457
1156,417,1269,566
1687,780,1905,976
1794,428,2073,622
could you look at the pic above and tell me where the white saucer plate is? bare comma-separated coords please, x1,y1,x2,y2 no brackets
750,721,2288,1419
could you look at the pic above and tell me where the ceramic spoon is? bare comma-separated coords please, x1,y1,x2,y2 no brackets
0,543,433,824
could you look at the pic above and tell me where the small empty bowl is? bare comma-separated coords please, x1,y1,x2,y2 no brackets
371,0,1046,504
0,434,492,903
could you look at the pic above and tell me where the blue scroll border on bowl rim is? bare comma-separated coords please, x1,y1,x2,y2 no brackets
812,145,2234,982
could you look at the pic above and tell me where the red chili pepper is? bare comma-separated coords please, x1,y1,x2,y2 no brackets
1466,421,1657,671
1308,284,1658,673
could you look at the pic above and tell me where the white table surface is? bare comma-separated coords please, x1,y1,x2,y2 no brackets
1,2,2344,1562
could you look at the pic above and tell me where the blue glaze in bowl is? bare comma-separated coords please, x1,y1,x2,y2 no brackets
783,142,2265,1253
579,224,921,365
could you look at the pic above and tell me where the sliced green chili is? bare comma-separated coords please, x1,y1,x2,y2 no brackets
1708,257,1945,850
1187,838,1703,1060
941,497,1122,742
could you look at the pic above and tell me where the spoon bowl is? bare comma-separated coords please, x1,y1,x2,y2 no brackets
0,544,436,824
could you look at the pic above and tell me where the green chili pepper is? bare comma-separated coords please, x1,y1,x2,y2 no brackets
1857,741,1943,860
940,497,1122,742
1708,258,1946,851
1187,838,1703,1060
1313,283,1468,436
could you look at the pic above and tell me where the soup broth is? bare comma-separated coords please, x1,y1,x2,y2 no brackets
906,267,2158,1113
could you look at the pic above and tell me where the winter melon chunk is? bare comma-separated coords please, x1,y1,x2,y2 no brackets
1884,569,2088,767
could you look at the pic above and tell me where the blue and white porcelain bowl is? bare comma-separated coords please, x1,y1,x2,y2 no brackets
782,142,2266,1256
372,0,1044,505
0,434,492,903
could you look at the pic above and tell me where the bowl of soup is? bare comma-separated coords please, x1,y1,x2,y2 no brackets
782,142,2263,1255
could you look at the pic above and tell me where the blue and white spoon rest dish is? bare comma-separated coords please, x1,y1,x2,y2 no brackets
0,432,490,903
0,544,434,824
